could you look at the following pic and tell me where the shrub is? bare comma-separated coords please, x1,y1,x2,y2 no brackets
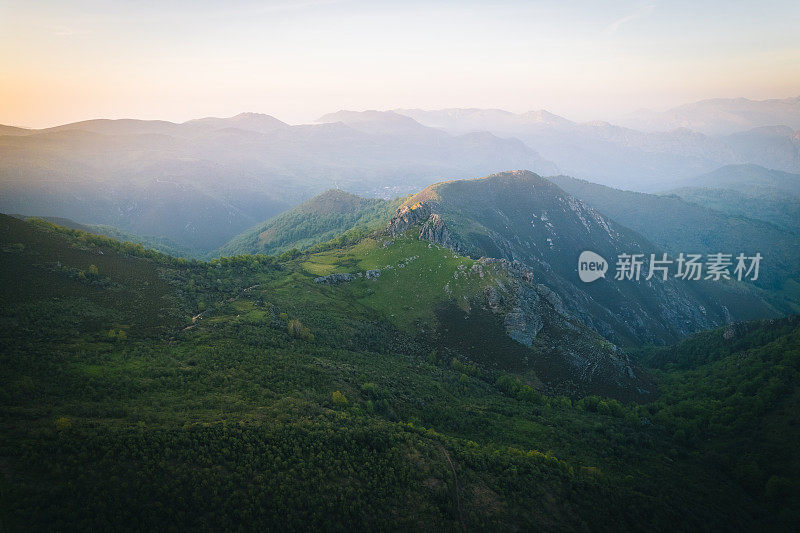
360,382,379,399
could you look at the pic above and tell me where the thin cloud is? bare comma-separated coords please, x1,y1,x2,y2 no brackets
603,3,655,36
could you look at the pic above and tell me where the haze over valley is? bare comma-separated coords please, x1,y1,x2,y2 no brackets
2,95,799,255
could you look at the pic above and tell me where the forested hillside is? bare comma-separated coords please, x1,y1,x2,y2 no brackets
216,190,403,257
637,316,800,519
9,214,195,258
1,213,798,530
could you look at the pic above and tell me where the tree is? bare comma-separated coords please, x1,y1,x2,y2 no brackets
332,391,348,406
287,319,314,341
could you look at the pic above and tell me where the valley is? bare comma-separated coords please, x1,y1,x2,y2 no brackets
2,168,798,529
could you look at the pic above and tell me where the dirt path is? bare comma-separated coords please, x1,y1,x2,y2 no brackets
440,445,466,532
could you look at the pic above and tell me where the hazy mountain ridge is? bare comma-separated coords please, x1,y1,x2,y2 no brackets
4,97,798,253
667,163,800,198
659,164,800,234
619,96,800,135
0,112,558,253
396,105,800,189
666,187,800,235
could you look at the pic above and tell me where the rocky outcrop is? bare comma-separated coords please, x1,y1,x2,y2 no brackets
465,255,650,400
314,273,355,284
387,201,463,251
314,269,382,284
419,213,456,248
387,202,434,236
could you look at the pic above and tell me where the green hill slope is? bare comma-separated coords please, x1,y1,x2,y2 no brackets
1,211,798,530
215,189,403,257
0,215,186,337
10,214,196,257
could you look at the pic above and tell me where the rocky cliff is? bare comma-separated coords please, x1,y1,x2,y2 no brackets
386,170,769,346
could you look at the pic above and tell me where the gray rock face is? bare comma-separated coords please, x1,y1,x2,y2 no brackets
474,254,650,400
419,213,456,248
387,202,434,236
387,201,463,252
314,269,381,284
504,305,543,347
484,286,504,310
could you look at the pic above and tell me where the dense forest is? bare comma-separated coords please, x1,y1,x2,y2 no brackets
1,214,798,530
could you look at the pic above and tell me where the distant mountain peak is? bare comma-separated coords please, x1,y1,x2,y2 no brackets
299,189,372,214
619,95,800,135
316,109,452,138
317,109,420,125
184,112,289,134
520,109,571,125
233,111,273,118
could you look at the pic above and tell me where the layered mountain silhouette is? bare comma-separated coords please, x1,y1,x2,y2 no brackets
619,96,800,135
667,163,800,198
4,97,798,253
396,104,800,189
0,112,556,253
660,164,800,234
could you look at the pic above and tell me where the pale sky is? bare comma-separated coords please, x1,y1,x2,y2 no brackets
1,0,799,128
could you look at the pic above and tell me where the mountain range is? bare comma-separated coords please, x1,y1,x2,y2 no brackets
2,96,799,256
660,164,800,235
395,103,800,190
0,112,555,254
618,96,800,135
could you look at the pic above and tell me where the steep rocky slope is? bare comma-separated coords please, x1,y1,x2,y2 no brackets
387,171,776,345
301,232,651,401
549,173,800,313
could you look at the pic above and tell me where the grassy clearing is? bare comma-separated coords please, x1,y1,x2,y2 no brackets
300,235,505,329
